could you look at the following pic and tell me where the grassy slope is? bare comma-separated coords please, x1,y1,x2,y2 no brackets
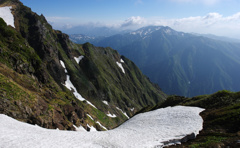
0,15,114,130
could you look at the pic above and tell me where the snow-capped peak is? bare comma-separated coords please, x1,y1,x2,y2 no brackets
130,26,163,37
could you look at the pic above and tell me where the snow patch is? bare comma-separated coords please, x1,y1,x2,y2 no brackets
130,27,162,37
165,29,172,34
73,125,87,132
130,31,137,35
130,30,143,36
106,111,117,118
60,60,67,73
120,59,124,63
87,114,94,121
85,100,97,109
102,100,109,106
60,60,97,109
0,106,204,147
116,61,125,74
0,6,15,28
74,55,84,64
60,60,66,68
96,121,108,131
116,107,129,119
130,108,135,112
63,75,85,102
87,124,97,132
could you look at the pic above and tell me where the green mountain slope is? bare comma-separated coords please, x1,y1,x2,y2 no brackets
0,0,166,131
81,26,240,97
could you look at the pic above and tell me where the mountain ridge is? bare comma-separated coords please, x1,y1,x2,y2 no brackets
0,0,166,131
72,25,240,97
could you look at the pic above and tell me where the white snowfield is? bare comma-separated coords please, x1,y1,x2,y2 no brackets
0,6,15,28
0,106,204,148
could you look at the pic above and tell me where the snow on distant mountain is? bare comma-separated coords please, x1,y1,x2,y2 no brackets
0,106,204,148
129,26,178,39
69,34,104,44
130,26,162,36
0,6,15,28
70,34,95,43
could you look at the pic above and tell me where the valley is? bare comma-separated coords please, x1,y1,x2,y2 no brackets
71,26,240,97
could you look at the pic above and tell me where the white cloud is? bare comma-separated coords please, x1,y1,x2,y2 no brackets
203,12,222,20
116,12,240,39
226,12,240,21
121,16,146,28
48,12,240,39
154,12,240,38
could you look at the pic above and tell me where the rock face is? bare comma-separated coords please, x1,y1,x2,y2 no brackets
0,0,166,130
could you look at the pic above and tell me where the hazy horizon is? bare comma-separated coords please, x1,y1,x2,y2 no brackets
20,0,240,39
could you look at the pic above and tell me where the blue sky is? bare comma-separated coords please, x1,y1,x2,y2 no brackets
20,0,240,38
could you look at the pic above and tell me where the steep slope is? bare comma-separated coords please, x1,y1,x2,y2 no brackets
77,26,240,97
138,90,240,147
0,0,166,131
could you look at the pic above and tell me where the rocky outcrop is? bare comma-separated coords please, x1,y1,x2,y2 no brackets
161,133,196,147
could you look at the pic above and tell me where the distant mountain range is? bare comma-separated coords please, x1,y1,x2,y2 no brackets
69,34,104,45
193,33,240,43
70,26,240,97
62,26,130,37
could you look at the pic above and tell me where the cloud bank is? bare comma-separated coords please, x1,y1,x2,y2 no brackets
166,12,240,38
121,16,146,28
48,11,240,39
118,12,240,39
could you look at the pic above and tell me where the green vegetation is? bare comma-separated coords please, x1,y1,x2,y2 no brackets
0,73,35,101
190,136,228,148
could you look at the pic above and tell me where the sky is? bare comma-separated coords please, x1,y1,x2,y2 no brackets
20,0,240,39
